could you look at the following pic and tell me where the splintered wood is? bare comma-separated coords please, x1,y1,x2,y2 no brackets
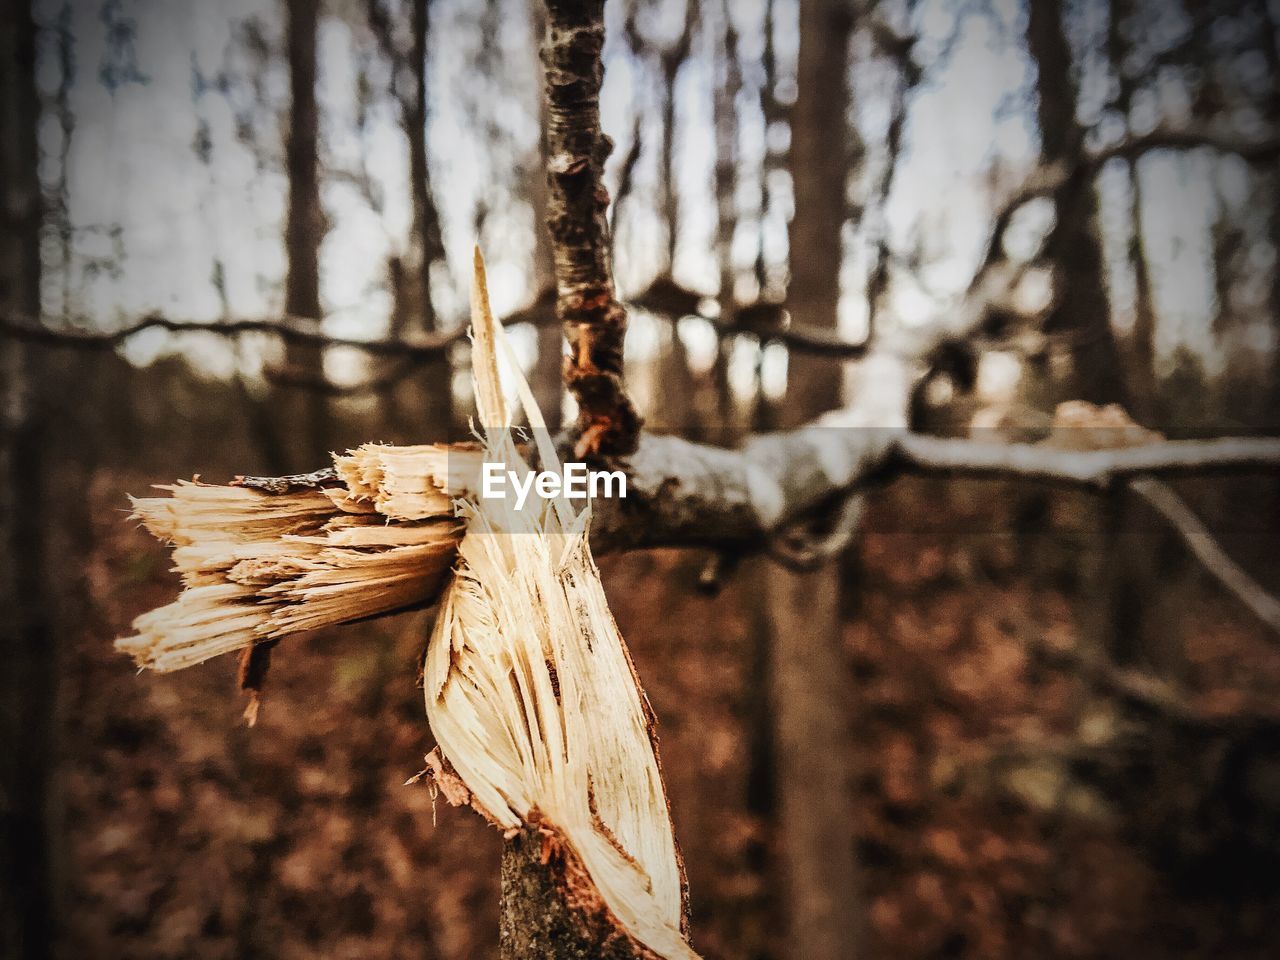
423,250,695,958
116,444,487,672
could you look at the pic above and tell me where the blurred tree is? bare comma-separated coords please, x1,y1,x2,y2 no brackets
711,0,743,437
1,1,56,956
279,0,332,468
527,0,563,434
1026,0,1128,406
1109,0,1158,421
763,2,864,958
1260,0,1280,434
369,0,453,441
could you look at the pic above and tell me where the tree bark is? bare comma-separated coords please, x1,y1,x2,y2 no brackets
280,0,331,468
403,0,443,342
766,3,863,958
500,823,666,960
0,1,56,955
1026,0,1128,406
542,0,640,456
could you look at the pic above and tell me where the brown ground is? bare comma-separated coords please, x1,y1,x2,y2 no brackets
58,469,1280,959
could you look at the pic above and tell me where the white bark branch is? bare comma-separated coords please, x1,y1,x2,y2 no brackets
590,430,1280,553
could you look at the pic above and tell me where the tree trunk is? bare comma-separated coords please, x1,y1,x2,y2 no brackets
765,3,863,958
280,0,331,468
1026,0,1128,407
1248,0,1280,540
1126,168,1157,413
0,2,56,956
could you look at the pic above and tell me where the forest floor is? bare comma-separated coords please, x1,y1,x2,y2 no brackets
58,468,1280,959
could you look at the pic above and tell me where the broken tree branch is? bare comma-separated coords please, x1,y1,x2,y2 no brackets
237,640,276,727
426,254,694,959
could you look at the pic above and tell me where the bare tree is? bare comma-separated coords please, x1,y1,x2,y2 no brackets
1258,0,1280,432
765,3,864,958
1,2,55,956
1026,0,1128,406
527,0,563,434
368,0,453,440
1110,0,1158,420
280,0,332,468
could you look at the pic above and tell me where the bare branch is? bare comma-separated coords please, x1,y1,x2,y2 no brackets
1008,602,1280,732
866,17,922,85
585,428,1280,557
121,430,1280,687
542,0,641,456
896,433,1280,486
974,126,1280,284
610,115,642,233
0,311,475,358
265,358,423,397
1,278,874,366
1097,127,1280,165
1129,478,1280,638
628,277,870,358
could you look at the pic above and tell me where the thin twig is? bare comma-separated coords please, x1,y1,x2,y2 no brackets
972,126,1280,286
1129,477,1280,639
266,358,422,397
1,281,874,364
769,492,867,571
0,312,475,357
1001,595,1280,732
